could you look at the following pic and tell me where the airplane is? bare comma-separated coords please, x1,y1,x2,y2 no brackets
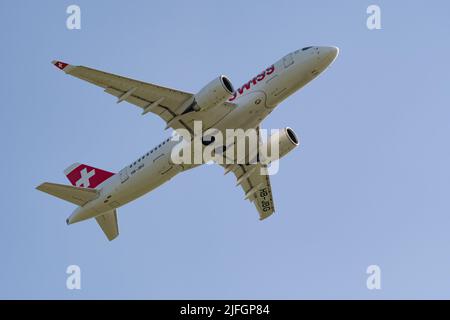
37,46,339,241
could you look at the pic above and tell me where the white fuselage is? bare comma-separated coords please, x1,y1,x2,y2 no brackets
68,46,338,224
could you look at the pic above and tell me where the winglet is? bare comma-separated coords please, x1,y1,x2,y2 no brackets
51,60,70,71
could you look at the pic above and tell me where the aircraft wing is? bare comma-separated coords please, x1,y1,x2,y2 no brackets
224,163,275,220
220,127,275,220
51,61,235,133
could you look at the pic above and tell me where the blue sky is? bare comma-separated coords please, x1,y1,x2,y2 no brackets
1,0,450,299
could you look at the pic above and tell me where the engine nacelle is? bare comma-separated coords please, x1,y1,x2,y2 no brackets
259,127,299,164
193,75,234,111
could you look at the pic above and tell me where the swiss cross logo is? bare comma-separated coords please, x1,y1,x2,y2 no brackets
54,61,68,70
75,168,95,188
65,164,114,189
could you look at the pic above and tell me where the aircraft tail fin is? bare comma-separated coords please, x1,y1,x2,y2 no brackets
95,210,119,241
36,182,99,206
64,163,115,189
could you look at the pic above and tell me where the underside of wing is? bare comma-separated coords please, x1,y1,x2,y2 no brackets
226,163,275,220
36,182,98,206
51,61,236,133
219,126,275,220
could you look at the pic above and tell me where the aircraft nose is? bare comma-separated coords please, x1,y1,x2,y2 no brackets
320,46,339,63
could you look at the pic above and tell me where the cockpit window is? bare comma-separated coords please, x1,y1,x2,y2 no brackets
302,46,313,51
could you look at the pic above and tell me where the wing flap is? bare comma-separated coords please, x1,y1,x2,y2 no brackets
104,87,174,120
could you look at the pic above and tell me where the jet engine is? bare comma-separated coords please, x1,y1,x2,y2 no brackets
259,127,299,163
192,75,234,111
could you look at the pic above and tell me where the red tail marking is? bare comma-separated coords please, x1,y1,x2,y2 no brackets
65,164,114,189
53,61,68,70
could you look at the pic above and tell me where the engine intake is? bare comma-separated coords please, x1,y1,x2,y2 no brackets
259,127,299,164
193,75,234,111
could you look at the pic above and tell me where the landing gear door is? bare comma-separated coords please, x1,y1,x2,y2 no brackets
119,168,129,183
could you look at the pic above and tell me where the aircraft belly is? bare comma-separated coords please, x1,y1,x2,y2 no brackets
108,157,181,207
217,90,269,131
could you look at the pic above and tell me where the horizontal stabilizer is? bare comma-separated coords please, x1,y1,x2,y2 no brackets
95,210,119,241
36,182,98,206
